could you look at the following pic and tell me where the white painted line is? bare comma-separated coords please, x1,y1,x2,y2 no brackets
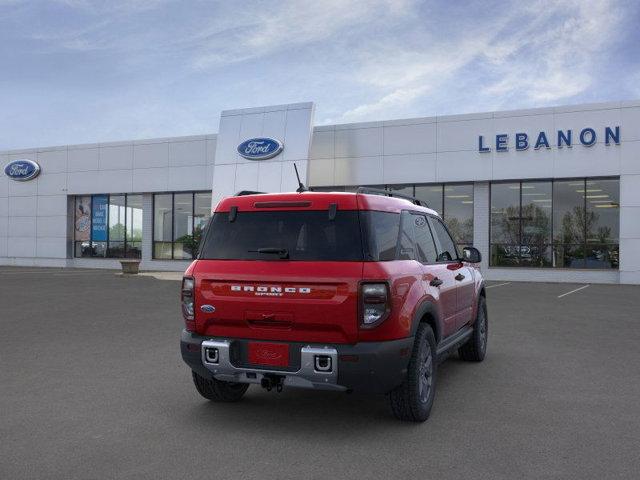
557,284,590,298
486,282,511,289
0,270,113,276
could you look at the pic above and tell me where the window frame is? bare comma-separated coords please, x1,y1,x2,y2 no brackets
152,191,212,260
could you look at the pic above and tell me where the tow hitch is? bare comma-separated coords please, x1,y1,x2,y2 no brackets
261,374,285,392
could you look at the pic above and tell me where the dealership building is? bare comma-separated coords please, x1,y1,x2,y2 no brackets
1,100,639,284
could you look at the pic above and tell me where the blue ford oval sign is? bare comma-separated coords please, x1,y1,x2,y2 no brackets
237,137,283,160
4,159,41,181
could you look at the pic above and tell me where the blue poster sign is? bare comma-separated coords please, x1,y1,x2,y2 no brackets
91,195,108,241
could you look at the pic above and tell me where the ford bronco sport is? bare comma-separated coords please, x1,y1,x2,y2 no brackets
180,188,487,422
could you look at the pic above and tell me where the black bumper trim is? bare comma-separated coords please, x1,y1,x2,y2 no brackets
180,330,414,394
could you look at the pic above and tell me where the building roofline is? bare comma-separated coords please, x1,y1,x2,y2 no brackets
2,98,638,154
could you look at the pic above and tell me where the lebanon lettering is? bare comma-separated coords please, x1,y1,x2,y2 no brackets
478,126,620,152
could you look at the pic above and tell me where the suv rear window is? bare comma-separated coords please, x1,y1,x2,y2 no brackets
200,210,364,261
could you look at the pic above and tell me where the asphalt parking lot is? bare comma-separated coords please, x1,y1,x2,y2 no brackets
1,268,639,479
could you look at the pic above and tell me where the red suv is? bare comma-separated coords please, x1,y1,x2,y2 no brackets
180,188,487,422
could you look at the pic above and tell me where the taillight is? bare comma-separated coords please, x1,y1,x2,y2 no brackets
182,276,195,330
360,282,390,328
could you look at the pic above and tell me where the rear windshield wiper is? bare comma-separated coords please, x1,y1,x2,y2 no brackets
248,247,289,259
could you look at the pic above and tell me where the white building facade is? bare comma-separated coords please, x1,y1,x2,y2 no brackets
1,100,639,284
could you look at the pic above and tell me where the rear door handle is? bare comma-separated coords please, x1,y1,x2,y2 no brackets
455,273,465,281
429,277,443,287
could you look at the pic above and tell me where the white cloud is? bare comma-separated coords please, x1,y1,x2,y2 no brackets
0,0,634,149
482,0,621,105
190,0,416,69
335,0,625,122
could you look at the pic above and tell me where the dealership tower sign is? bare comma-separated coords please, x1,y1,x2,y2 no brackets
478,126,621,152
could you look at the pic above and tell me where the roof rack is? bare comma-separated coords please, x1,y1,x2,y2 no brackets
235,190,266,196
356,187,428,208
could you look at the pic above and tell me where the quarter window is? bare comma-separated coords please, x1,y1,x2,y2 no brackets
398,211,416,261
362,211,400,261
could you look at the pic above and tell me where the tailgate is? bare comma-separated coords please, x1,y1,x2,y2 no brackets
193,260,363,344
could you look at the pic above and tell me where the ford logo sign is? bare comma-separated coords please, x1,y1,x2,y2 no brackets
4,159,41,182
237,137,283,160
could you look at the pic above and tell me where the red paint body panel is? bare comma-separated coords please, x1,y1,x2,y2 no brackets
192,260,362,344
215,191,438,216
188,192,484,346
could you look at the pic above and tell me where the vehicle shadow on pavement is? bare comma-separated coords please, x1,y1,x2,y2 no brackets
178,356,471,434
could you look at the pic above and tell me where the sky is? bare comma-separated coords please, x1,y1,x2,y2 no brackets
1,0,639,150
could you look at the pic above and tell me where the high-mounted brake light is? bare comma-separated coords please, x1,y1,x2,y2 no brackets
182,276,195,331
360,282,391,328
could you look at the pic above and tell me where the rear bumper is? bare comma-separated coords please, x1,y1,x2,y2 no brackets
180,330,413,394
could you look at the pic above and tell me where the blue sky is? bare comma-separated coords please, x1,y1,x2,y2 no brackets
1,0,639,150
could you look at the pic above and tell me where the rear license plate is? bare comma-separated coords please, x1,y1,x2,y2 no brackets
248,342,290,367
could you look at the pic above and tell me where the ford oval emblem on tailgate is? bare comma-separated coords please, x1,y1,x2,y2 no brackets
200,305,216,313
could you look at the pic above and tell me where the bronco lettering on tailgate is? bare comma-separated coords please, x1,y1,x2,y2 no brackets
230,285,311,297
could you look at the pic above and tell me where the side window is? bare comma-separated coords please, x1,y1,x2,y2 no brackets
397,211,416,260
429,217,458,262
413,214,438,263
363,211,401,261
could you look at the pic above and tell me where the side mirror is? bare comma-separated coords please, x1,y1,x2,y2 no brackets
462,246,481,263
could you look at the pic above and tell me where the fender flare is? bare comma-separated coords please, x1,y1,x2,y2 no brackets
409,299,442,344
472,281,487,323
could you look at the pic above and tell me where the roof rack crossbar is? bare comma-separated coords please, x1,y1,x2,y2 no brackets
356,187,428,208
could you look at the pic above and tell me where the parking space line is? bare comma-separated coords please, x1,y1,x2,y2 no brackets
486,282,511,289
557,284,590,298
0,270,115,276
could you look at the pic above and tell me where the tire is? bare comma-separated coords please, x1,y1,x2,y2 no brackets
191,371,249,402
388,323,437,422
458,296,488,362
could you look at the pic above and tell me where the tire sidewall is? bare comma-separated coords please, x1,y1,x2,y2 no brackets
475,297,488,360
410,324,437,420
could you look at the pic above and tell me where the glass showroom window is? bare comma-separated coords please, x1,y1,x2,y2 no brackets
313,183,474,249
74,194,143,259
413,184,474,249
490,178,619,269
153,192,212,260
490,182,552,267
553,179,619,269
